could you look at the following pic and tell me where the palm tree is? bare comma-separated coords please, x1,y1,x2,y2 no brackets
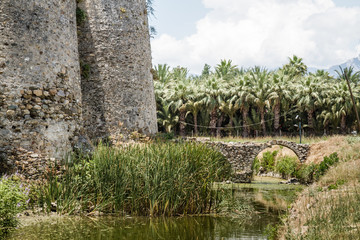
282,55,308,78
245,69,272,136
295,75,326,133
157,98,179,133
215,59,238,80
230,75,251,137
200,76,225,136
269,70,292,135
154,64,171,83
166,78,191,137
186,81,204,136
336,66,360,131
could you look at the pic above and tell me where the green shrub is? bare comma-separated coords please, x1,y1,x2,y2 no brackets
275,156,298,179
260,150,278,172
295,152,340,184
39,142,231,216
0,175,29,237
252,157,260,174
295,163,318,184
315,152,339,179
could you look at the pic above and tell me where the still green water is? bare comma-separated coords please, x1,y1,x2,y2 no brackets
10,177,303,240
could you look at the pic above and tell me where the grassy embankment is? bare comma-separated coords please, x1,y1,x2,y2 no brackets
276,136,360,239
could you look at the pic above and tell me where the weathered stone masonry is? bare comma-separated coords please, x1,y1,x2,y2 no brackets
78,0,158,141
0,0,157,177
202,140,310,183
0,0,83,175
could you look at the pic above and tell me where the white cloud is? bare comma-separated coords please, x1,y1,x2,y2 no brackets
151,0,360,74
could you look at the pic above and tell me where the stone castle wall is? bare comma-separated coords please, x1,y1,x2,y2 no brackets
78,0,158,141
0,0,83,174
0,0,158,177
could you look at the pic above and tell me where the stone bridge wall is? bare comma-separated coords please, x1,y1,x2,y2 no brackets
200,140,310,183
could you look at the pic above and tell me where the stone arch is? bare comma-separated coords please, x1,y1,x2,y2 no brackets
197,139,310,183
253,140,309,164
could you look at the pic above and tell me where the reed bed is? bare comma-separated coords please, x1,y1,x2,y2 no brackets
37,142,231,216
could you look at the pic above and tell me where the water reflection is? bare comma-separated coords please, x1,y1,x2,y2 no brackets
10,179,302,240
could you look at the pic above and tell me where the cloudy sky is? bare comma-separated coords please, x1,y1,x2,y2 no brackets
149,0,360,75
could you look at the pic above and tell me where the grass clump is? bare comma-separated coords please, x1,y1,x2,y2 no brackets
0,175,29,238
37,142,231,216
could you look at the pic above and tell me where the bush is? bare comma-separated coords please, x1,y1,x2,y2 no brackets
295,152,340,184
275,156,298,179
295,163,318,184
252,157,260,174
39,142,231,216
0,175,29,237
315,152,339,179
260,150,278,172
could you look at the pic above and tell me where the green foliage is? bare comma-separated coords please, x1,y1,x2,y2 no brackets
260,150,278,172
328,179,346,190
38,142,231,216
153,57,360,137
264,223,279,240
0,175,29,237
252,157,260,174
295,163,318,184
315,152,339,179
275,156,298,179
76,7,87,26
80,62,91,80
296,152,340,184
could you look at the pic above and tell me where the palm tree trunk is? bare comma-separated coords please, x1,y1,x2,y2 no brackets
193,112,198,136
274,100,280,136
179,109,186,137
242,108,249,138
210,107,217,136
341,114,346,133
260,108,267,136
228,115,234,136
307,109,314,130
217,113,224,137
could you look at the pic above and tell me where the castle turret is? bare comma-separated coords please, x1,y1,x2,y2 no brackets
77,0,158,141
0,0,82,166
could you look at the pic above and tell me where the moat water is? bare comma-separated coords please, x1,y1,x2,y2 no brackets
10,177,303,240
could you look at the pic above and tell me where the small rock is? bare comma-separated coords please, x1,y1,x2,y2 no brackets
33,90,43,97
49,89,57,96
6,110,15,117
57,90,66,97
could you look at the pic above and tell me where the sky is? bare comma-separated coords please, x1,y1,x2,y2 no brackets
149,0,360,75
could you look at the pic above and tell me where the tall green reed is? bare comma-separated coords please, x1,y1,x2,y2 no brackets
38,142,231,216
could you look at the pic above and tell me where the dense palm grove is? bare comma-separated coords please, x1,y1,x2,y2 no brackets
153,56,360,137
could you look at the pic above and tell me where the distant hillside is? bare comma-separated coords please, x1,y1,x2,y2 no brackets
309,54,360,76
328,54,360,76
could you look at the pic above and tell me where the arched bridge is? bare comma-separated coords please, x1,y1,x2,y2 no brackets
200,140,310,183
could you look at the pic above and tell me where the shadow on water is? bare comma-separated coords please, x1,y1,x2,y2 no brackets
10,178,303,240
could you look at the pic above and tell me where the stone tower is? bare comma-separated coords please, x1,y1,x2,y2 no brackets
0,0,82,162
77,0,158,141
